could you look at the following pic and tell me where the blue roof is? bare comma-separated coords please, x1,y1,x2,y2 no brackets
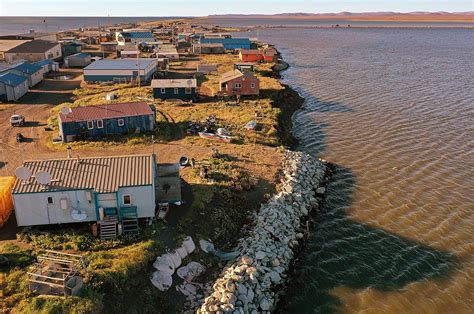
121,31,154,39
0,72,28,86
34,59,58,67
200,37,251,44
13,62,42,74
68,53,90,58
84,59,156,71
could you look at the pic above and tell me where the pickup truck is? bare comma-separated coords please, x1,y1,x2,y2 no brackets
10,114,25,127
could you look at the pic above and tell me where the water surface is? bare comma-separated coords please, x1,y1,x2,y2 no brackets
258,27,473,312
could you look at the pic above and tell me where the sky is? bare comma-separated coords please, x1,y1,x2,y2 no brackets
0,0,472,16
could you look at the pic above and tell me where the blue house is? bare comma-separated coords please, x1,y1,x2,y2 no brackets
151,79,197,101
199,37,251,50
12,62,44,87
0,72,29,101
58,102,156,142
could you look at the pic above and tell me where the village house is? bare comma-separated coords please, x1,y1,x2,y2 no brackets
64,53,92,68
4,40,62,63
62,42,82,56
33,59,60,74
100,42,118,53
151,79,197,101
58,102,156,142
11,62,44,87
199,37,251,50
117,30,155,46
83,59,158,83
0,72,29,101
157,44,179,60
219,69,260,96
192,43,225,54
12,154,157,231
0,40,30,62
239,48,277,63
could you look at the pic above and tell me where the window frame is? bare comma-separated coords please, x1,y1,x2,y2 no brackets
174,88,179,95
160,88,166,94
96,119,104,129
234,83,242,89
122,194,131,206
47,196,54,204
250,83,256,89
118,118,125,127
87,121,94,129
185,87,192,94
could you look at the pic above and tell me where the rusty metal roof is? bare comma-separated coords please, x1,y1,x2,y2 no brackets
13,154,155,194
58,102,153,123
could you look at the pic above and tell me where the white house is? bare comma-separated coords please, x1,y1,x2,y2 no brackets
12,154,157,227
0,72,29,101
5,40,62,63
83,58,158,83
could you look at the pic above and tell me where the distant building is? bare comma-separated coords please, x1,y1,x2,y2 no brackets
0,72,29,101
151,79,197,101
12,154,157,227
4,40,62,63
199,37,251,50
157,44,179,60
0,31,57,42
58,101,156,142
192,43,225,54
234,63,254,73
117,31,154,46
62,42,82,56
219,69,259,96
64,53,91,68
11,62,44,87
83,58,157,83
239,48,276,63
100,42,118,52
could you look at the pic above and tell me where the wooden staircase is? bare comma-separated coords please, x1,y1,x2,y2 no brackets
120,207,139,236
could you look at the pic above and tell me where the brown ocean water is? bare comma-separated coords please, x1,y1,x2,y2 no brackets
254,27,474,313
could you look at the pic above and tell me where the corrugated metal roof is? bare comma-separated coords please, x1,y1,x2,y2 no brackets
33,59,59,67
220,69,244,83
13,62,42,74
151,79,197,88
0,72,28,86
84,59,156,71
7,40,59,53
121,31,154,39
59,102,153,123
13,154,155,194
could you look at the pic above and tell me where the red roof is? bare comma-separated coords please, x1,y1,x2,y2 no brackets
240,49,263,55
59,102,153,123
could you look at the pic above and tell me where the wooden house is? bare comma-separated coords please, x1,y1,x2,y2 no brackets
239,48,276,63
58,102,156,142
151,79,197,101
219,69,259,96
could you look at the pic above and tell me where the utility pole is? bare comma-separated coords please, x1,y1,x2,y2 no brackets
136,43,141,87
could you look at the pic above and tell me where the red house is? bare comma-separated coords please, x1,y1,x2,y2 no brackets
239,48,276,63
219,69,259,96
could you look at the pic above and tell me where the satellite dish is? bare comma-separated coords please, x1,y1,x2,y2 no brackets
60,107,72,115
187,79,193,86
15,167,32,180
36,171,52,185
71,209,87,221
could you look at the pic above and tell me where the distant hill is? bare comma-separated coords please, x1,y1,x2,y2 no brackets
207,12,474,22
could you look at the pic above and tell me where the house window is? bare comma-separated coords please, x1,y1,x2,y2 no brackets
47,196,54,204
174,88,179,95
185,87,192,94
234,83,242,89
118,119,125,126
87,121,94,129
160,88,166,94
250,83,256,89
97,120,104,129
123,195,131,205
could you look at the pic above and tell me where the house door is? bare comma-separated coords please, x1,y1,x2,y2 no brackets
47,203,59,224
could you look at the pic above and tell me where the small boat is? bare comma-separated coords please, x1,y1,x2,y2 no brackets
198,132,233,143
179,156,189,169
244,120,257,131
